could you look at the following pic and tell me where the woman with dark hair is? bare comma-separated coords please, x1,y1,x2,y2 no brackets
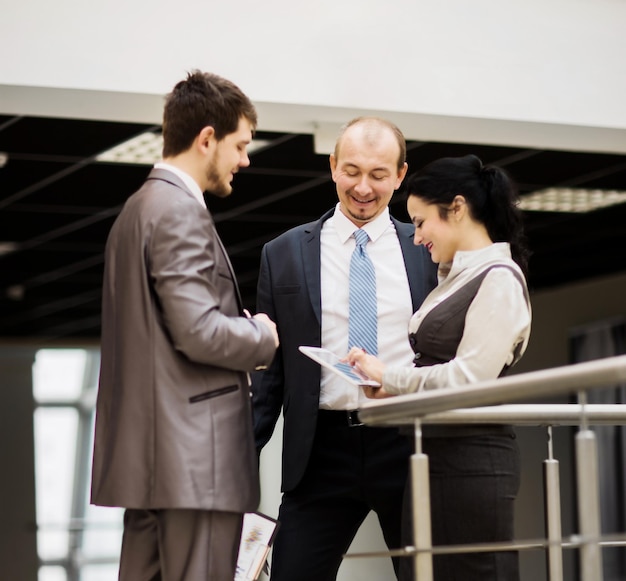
346,154,531,580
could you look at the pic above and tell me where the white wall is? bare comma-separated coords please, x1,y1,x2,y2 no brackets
2,0,626,153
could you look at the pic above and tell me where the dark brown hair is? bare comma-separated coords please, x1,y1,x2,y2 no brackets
162,70,257,158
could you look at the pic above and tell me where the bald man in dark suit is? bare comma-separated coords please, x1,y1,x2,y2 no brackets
253,117,437,580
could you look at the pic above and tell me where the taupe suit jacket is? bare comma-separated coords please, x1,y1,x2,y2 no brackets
91,168,276,513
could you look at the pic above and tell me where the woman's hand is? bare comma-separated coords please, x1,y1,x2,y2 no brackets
342,348,395,400
345,347,386,382
360,384,393,399
344,348,392,398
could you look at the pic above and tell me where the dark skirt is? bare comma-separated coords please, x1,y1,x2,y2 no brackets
400,430,521,581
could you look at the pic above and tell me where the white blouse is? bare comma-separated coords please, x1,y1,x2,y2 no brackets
382,243,531,394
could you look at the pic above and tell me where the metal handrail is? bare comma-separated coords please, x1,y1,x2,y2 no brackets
357,354,626,425
363,403,626,426
352,355,626,581
345,532,626,558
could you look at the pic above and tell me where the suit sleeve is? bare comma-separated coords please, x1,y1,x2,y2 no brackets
149,195,276,371
251,244,285,451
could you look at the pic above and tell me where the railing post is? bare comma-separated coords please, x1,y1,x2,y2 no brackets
543,425,563,581
412,419,433,581
576,391,604,581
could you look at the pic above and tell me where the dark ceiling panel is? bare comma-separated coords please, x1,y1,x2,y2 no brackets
0,159,75,197
250,133,330,173
504,150,626,189
0,116,155,157
0,114,625,341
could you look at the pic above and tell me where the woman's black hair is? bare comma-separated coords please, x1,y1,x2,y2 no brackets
404,154,530,274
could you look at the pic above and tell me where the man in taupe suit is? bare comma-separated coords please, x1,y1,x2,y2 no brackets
91,71,279,581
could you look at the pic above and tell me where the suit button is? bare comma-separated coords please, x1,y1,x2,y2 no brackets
413,352,422,365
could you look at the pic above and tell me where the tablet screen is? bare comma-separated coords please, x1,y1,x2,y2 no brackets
298,346,381,387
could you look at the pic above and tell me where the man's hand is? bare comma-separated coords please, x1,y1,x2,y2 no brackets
253,312,279,347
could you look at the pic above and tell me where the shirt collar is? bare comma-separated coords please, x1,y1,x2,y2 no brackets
439,242,513,280
154,162,206,208
331,203,392,244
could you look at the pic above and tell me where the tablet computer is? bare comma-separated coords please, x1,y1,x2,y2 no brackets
298,346,381,388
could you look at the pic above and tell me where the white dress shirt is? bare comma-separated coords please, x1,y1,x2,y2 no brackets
383,243,531,394
154,162,206,208
319,204,415,409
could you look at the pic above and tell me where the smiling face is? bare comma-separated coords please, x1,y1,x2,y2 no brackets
407,195,461,264
330,122,407,226
204,116,253,197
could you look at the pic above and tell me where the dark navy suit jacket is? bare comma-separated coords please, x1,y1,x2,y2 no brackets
252,208,437,492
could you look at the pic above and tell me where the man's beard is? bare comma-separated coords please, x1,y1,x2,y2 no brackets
346,205,375,224
204,154,232,198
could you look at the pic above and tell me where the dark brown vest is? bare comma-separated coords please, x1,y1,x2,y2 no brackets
408,265,529,438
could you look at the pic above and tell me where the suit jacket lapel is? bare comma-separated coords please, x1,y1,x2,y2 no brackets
392,217,423,312
213,231,244,312
147,168,244,313
302,209,333,327
303,212,421,327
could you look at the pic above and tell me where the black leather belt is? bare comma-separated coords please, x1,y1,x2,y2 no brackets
317,409,364,427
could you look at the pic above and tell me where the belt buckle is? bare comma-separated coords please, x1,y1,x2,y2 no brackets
346,410,363,427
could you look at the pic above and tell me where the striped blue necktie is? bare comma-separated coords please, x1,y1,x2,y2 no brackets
348,229,378,355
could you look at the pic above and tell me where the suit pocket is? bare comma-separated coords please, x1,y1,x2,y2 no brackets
275,284,301,294
189,384,238,403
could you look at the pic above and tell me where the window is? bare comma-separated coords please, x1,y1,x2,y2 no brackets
33,348,123,581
